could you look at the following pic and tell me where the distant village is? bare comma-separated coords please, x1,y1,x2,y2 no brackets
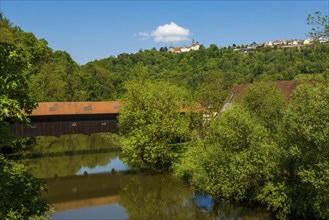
168,36,329,53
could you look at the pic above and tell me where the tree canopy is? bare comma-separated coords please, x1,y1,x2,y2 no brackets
0,43,51,219
307,11,329,38
119,80,193,170
176,80,329,219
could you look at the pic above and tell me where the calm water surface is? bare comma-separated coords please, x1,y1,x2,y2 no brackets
19,134,272,220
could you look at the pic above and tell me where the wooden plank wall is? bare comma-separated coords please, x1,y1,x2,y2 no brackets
10,117,119,138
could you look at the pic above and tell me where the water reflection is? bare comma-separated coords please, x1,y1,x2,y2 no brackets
119,173,211,220
76,156,128,175
47,170,271,220
213,201,272,220
46,172,123,210
193,192,271,220
19,134,271,220
20,134,121,178
25,133,120,153
52,204,128,220
192,193,215,212
48,172,211,220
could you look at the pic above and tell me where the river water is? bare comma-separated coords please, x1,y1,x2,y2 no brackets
17,134,272,220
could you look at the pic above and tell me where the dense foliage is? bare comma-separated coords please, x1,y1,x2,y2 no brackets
0,13,83,102
0,155,51,219
281,81,329,219
0,14,51,219
82,43,329,106
119,80,192,170
176,80,329,219
0,42,36,144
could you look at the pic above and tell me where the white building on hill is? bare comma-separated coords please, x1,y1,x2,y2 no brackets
169,40,200,53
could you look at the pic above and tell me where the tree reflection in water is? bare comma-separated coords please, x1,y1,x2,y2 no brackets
19,133,121,178
17,134,272,219
119,172,211,220
119,173,271,220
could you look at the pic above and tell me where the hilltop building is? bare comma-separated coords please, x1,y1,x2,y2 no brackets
169,40,200,53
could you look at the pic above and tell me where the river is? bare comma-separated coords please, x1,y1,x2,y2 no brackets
15,134,272,220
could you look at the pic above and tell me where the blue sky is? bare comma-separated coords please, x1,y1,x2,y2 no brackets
1,1,328,64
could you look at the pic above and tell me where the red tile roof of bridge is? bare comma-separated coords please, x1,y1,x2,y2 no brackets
28,101,202,116
29,101,122,116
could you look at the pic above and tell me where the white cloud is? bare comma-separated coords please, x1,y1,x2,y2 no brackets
153,35,190,43
137,22,191,43
137,32,150,41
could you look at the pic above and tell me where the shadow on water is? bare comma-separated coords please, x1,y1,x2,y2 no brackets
7,147,121,160
214,202,272,220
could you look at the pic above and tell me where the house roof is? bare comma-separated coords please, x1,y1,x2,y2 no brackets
225,80,300,104
27,101,122,116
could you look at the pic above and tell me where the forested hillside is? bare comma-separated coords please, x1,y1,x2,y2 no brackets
1,13,329,107
0,13,82,102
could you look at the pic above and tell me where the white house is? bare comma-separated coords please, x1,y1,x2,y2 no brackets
319,36,329,43
292,40,299,46
303,39,311,45
169,47,181,53
287,40,293,45
180,46,190,52
169,40,200,53
273,40,282,46
264,41,273,46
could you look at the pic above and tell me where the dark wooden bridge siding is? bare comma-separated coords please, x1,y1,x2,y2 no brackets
10,113,119,138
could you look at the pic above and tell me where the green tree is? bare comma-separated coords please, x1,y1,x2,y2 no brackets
119,80,192,170
0,155,51,219
235,83,286,131
195,71,232,113
0,42,51,219
0,42,36,143
307,11,329,39
176,105,282,214
79,63,121,101
281,80,329,219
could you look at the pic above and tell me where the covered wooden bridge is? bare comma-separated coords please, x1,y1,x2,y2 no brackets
10,80,300,138
10,101,122,138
